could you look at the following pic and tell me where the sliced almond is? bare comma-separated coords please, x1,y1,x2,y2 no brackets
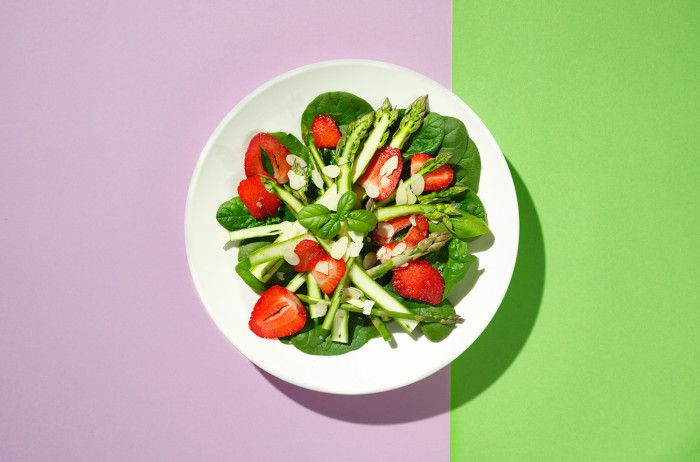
395,181,408,205
310,301,329,318
322,165,341,178
283,250,300,266
348,230,364,243
363,252,377,269
311,170,324,189
288,171,306,190
392,242,407,256
406,189,417,205
376,246,389,260
331,236,349,260
409,215,417,227
377,222,394,238
347,241,363,258
343,287,363,300
362,299,375,315
410,174,425,196
364,183,380,199
347,298,364,308
315,260,329,275
379,156,399,176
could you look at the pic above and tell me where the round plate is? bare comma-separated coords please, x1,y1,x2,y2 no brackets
185,60,519,395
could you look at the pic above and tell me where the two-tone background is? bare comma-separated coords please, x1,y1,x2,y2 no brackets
1,1,697,460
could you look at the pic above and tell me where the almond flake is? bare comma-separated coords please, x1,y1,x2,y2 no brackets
362,252,377,269
343,287,363,300
288,171,306,190
276,272,286,279
409,215,417,227
362,299,375,315
406,189,417,205
347,241,363,258
392,242,407,256
310,301,328,318
410,174,425,196
311,170,324,189
395,181,408,205
315,260,329,275
377,222,394,238
331,236,349,260
348,230,364,243
283,250,300,266
322,165,341,178
379,156,399,176
348,298,364,308
376,246,389,261
364,183,380,199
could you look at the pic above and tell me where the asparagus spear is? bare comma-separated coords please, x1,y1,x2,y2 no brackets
366,231,452,278
374,203,489,239
335,111,375,195
389,95,428,150
348,99,399,186
301,124,333,190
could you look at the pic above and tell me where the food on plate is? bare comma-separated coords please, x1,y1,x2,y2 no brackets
215,91,489,355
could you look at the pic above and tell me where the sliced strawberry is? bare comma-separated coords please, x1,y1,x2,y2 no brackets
410,153,454,191
374,214,429,262
392,258,444,304
244,133,292,184
357,146,402,200
293,239,327,273
249,286,307,339
312,114,342,148
309,254,347,294
237,176,281,220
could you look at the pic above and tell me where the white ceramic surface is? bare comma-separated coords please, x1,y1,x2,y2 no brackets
185,60,519,395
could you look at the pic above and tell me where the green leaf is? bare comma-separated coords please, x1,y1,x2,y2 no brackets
346,209,378,233
439,116,481,192
269,132,311,172
260,147,277,178
404,112,445,158
297,204,332,229
290,313,379,356
336,191,357,217
424,238,476,301
318,214,341,239
216,197,270,231
301,91,374,135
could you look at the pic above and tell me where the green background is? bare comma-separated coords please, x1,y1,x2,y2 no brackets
451,1,699,460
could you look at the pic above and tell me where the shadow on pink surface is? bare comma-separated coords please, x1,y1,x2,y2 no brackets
256,365,450,424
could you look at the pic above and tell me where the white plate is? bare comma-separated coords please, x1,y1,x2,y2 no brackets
185,60,519,395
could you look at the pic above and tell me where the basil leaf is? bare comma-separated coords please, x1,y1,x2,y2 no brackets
336,191,357,217
318,214,341,239
297,204,331,229
346,209,377,233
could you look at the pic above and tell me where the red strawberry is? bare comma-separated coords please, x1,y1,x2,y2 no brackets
244,133,292,184
293,239,327,273
249,286,307,339
356,146,402,200
410,153,454,191
237,176,281,220
311,114,341,148
392,258,444,304
309,254,347,294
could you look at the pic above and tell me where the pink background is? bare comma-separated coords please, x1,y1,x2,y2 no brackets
0,1,453,460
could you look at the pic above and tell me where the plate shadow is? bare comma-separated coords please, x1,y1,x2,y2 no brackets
450,160,545,409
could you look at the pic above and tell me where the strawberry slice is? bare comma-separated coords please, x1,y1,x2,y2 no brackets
309,254,347,294
249,286,307,339
244,133,292,184
392,258,444,304
293,239,327,273
373,214,429,262
357,146,402,200
237,176,281,220
311,114,342,148
410,153,454,191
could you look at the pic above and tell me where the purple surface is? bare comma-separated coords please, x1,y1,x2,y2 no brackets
0,1,452,460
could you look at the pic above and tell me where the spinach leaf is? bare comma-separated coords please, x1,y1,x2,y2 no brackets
259,147,276,177
346,209,377,233
216,197,279,231
301,92,373,135
454,189,486,221
438,116,481,192
404,112,445,158
425,238,476,301
290,312,379,356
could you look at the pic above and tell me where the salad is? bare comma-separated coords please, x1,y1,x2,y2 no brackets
215,92,488,356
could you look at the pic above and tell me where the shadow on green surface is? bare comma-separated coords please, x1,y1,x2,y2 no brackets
451,160,545,410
